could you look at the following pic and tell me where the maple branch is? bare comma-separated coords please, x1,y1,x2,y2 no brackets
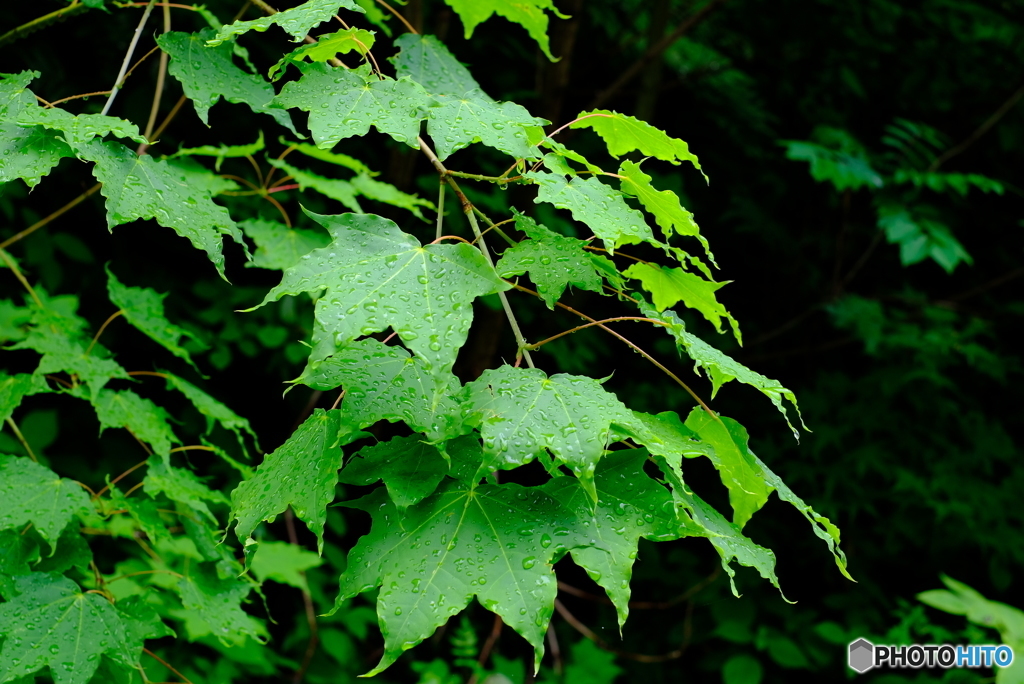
417,136,536,368
435,178,446,240
591,0,729,110
144,649,195,684
0,247,43,308
85,310,125,355
107,569,184,583
374,0,418,35
101,0,157,116
525,317,669,350
127,371,171,379
286,507,320,684
94,459,149,499
143,3,173,141
509,282,718,418
553,598,696,663
5,418,38,463
45,91,113,109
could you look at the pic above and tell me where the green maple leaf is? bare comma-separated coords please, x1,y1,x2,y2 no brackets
650,452,785,599
282,138,377,175
350,173,435,220
623,262,741,342
426,89,548,161
176,562,266,645
230,409,366,552
301,338,461,441
442,0,568,61
340,435,449,508
208,0,363,44
542,449,681,629
270,27,376,79
33,525,93,576
144,459,228,524
641,302,803,437
163,373,258,454
460,366,633,497
571,109,706,178
0,372,49,423
275,64,432,149
240,217,330,271
249,540,323,590
106,267,201,369
108,484,172,545
495,212,613,308
266,157,363,212
527,171,656,251
91,389,178,460
0,454,91,543
250,210,509,383
391,34,488,99
687,415,851,580
165,156,241,195
0,71,38,119
618,160,715,266
169,131,265,171
17,108,146,145
332,480,581,675
159,29,296,133
0,125,72,188
0,574,131,684
75,139,243,279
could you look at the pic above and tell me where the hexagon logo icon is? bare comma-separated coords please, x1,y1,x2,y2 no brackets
849,638,874,673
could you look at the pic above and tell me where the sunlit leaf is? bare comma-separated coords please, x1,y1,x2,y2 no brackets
442,0,568,61
207,0,364,45
426,89,548,161
391,33,488,99
571,109,705,177
249,540,322,590
623,262,741,342
270,27,376,79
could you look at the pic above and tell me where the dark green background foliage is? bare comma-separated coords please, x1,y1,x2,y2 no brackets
0,0,1021,683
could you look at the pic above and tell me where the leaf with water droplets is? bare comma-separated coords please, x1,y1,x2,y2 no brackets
144,458,228,524
240,217,331,271
207,0,363,45
106,266,201,369
163,373,258,455
623,262,741,342
495,212,615,309
175,562,267,645
443,0,567,61
426,89,548,161
0,372,49,423
526,170,656,252
0,454,91,544
639,301,803,437
266,157,363,213
74,138,243,280
340,435,449,508
91,389,179,460
570,109,706,178
460,366,633,499
230,409,366,553
618,160,715,266
331,480,580,675
270,27,376,79
391,34,489,100
159,29,297,133
0,573,130,684
542,449,680,630
249,210,509,385
0,125,73,188
649,450,785,599
301,338,461,441
275,63,433,149
683,413,851,580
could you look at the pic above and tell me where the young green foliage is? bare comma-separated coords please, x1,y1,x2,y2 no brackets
0,455,91,544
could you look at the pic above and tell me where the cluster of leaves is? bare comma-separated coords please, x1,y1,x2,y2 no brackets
0,0,859,681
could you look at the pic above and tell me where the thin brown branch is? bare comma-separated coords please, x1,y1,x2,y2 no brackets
509,282,719,419
45,91,112,109
85,310,125,355
929,81,1024,171
553,598,695,663
94,460,148,499
127,371,171,379
101,0,157,116
374,0,418,34
944,266,1024,303
591,0,729,109
525,317,668,350
286,507,319,684
0,247,43,308
143,3,172,141
144,649,195,684
5,418,38,462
